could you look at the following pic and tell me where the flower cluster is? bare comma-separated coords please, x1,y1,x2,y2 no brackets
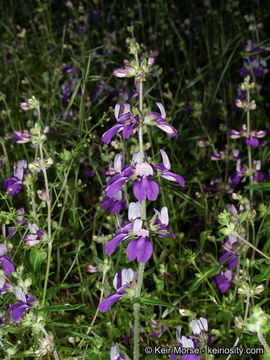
171,318,212,360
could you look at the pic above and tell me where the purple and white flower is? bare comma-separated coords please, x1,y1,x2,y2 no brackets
145,102,178,137
155,150,185,187
212,269,234,293
127,219,153,263
23,223,46,246
2,160,27,196
0,244,15,275
13,130,31,144
101,103,139,144
99,269,135,313
106,343,125,360
9,286,36,323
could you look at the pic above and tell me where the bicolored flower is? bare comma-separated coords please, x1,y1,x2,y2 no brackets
0,276,8,295
99,269,135,313
219,235,238,270
212,269,234,293
106,343,125,360
7,208,26,240
113,66,135,78
153,207,176,239
133,161,159,201
2,160,27,196
105,222,133,256
104,153,134,199
13,130,31,144
9,286,36,323
171,319,211,360
23,223,46,246
0,244,15,275
155,150,185,187
127,219,153,263
228,159,248,189
145,103,177,137
102,190,126,214
101,103,139,144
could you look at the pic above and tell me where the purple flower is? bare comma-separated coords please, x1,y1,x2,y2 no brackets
104,152,134,198
13,130,31,144
246,136,259,148
155,150,185,187
0,276,8,295
212,269,234,293
23,223,46,246
0,244,15,275
105,222,133,256
145,103,178,137
228,159,248,189
2,160,27,196
219,235,238,270
102,190,126,214
113,67,135,78
9,286,36,323
101,103,139,144
106,343,125,360
133,161,159,201
127,219,153,263
154,207,176,239
99,269,135,312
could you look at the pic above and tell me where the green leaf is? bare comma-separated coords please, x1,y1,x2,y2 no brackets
141,297,176,308
245,182,270,191
42,303,84,312
29,249,47,273
253,266,270,282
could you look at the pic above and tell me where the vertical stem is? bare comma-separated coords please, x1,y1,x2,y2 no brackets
246,88,253,204
134,78,146,360
36,107,52,307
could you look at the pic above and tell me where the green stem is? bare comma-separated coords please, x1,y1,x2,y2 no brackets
246,88,253,204
37,108,52,307
134,69,146,360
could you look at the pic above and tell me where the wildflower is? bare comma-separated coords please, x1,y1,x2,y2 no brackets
101,103,139,144
106,343,125,360
9,286,36,322
23,223,46,246
212,269,234,293
127,219,153,263
2,160,27,196
0,244,15,275
145,103,178,137
104,153,134,199
86,265,100,273
113,66,135,78
133,161,159,201
0,276,8,295
105,222,133,256
155,149,185,187
153,207,176,239
102,190,126,214
99,269,135,312
219,235,238,270
13,130,31,144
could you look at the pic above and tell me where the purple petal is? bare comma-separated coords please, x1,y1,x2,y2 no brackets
99,293,123,312
106,177,129,198
1,256,15,275
101,124,123,144
9,302,29,322
145,179,159,201
155,122,177,137
105,233,128,255
127,237,153,263
133,180,146,201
